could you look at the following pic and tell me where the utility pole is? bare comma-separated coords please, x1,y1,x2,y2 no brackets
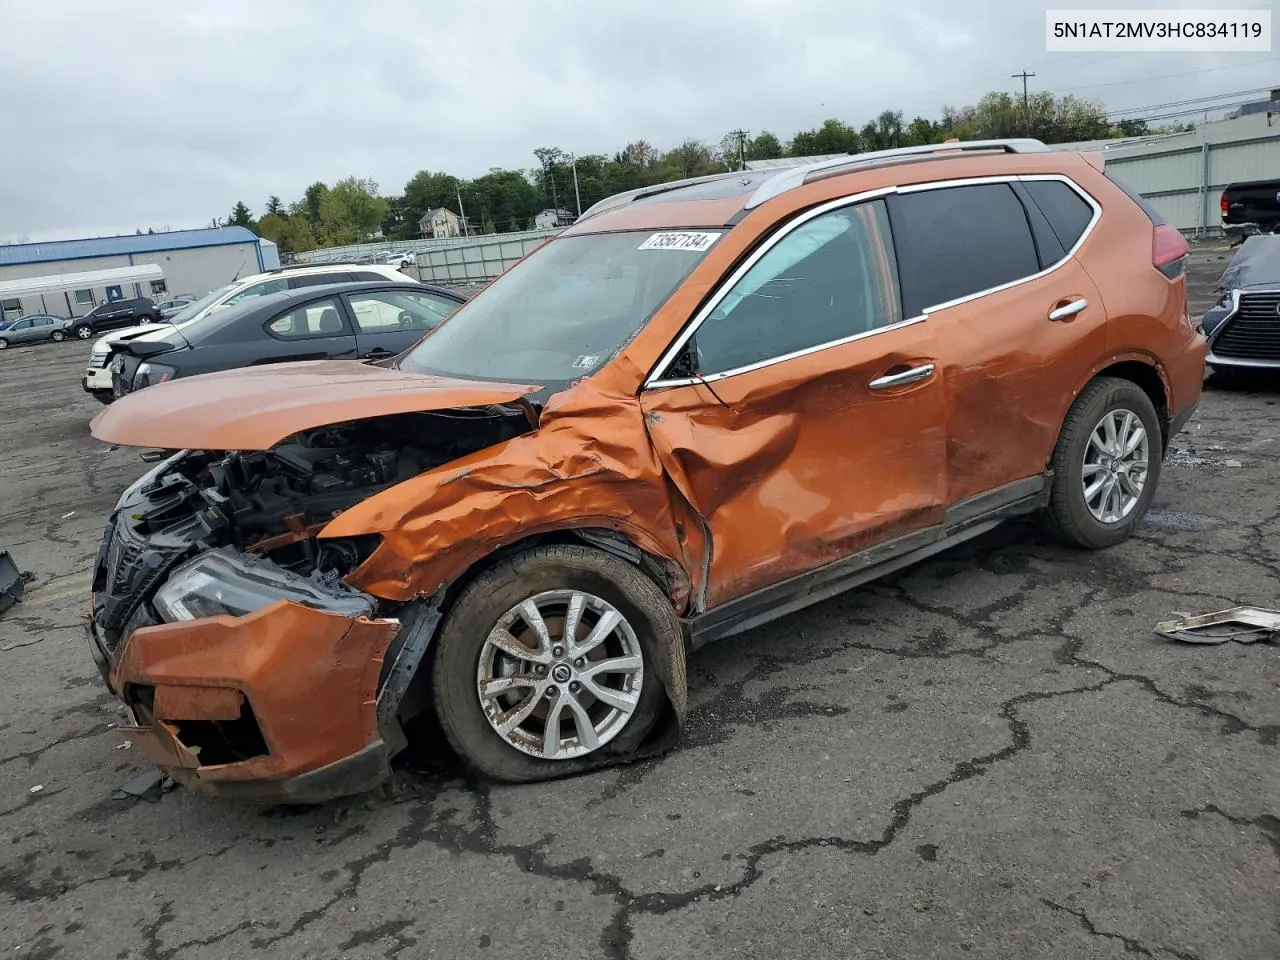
570,154,582,219
728,129,748,171
455,182,468,237
1011,70,1036,134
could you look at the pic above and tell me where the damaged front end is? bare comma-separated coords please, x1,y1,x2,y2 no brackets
88,407,531,801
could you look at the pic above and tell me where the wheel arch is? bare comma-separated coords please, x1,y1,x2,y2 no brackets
1083,355,1171,449
380,526,690,751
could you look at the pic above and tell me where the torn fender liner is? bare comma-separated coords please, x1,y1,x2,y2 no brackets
1156,607,1280,645
89,359,542,451
112,600,399,792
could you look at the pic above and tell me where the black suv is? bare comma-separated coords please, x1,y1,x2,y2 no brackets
70,297,161,340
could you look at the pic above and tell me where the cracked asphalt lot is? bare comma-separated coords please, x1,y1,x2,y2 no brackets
2,242,1278,959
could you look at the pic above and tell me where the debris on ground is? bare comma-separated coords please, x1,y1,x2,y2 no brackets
112,770,177,803
29,785,43,794
1155,607,1280,644
0,550,30,615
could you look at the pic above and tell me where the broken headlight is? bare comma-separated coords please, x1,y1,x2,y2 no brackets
153,549,375,623
133,361,177,390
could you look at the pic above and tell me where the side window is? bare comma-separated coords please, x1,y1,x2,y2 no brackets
33,317,53,327
352,271,389,282
691,200,902,377
1,298,22,317
292,272,352,288
348,291,459,333
1022,180,1095,252
890,184,1041,316
12,319,33,330
266,298,347,340
225,278,287,306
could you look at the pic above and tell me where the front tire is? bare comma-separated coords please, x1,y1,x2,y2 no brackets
74,325,92,340
1042,377,1162,549
432,544,679,782
51,329,65,342
0,338,7,350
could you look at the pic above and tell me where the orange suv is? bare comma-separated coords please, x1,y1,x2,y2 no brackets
87,139,1205,800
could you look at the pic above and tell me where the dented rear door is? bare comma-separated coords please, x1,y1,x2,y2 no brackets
640,197,947,611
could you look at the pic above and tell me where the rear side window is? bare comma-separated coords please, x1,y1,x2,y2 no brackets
1022,180,1094,251
266,297,349,339
889,184,1041,315
352,271,389,282
1105,172,1166,224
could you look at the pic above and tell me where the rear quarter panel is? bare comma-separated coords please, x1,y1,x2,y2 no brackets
1069,165,1205,417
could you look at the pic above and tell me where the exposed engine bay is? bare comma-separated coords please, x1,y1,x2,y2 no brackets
149,408,529,574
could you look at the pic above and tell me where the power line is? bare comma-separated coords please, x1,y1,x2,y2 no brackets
1104,86,1274,117
1056,57,1276,94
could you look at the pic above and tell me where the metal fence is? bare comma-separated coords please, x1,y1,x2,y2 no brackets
1055,112,1280,236
292,228,560,286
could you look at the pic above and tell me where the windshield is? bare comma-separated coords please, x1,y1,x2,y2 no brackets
166,283,236,326
396,230,723,382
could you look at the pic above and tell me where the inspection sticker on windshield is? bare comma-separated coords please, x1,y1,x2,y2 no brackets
637,231,719,252
571,355,599,370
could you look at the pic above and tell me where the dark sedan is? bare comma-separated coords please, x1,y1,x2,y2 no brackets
107,281,467,398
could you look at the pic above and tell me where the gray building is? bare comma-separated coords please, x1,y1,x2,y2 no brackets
0,227,279,321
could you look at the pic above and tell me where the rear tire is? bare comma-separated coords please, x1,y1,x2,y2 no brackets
432,544,679,782
1041,377,1162,549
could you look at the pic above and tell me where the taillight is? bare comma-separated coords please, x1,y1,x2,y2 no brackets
1220,193,1229,217
1152,223,1188,280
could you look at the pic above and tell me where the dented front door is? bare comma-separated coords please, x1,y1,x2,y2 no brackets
639,197,947,611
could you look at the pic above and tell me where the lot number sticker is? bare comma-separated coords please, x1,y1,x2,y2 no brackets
638,232,720,252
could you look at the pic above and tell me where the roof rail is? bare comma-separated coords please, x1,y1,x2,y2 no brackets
577,169,771,222
744,139,1050,209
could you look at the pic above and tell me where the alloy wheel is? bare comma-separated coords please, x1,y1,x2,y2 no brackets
1081,408,1149,524
476,589,644,760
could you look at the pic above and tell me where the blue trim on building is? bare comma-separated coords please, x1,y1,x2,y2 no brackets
0,227,261,267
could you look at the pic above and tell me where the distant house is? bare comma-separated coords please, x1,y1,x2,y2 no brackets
534,208,576,230
418,207,463,239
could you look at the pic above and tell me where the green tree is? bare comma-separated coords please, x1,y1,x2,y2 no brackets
291,181,328,227
746,131,784,161
317,177,388,245
790,119,860,157
265,195,283,216
227,201,255,230
903,116,940,146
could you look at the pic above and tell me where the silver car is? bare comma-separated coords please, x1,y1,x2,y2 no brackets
155,297,196,320
0,314,73,349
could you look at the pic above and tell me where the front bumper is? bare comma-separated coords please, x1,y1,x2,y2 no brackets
84,364,112,391
89,599,399,802
88,466,402,802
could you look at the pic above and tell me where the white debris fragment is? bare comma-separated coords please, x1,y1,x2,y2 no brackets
61,511,76,519
115,740,132,750
29,785,43,794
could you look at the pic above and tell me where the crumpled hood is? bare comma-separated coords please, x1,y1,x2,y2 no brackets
90,360,541,451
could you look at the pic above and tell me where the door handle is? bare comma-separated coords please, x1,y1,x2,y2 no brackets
869,363,935,390
1048,298,1088,321
363,348,394,359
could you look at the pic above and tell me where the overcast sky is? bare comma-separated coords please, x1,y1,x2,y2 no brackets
1,0,1274,241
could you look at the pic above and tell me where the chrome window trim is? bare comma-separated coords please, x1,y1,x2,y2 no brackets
908,174,1101,316
643,174,1101,390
